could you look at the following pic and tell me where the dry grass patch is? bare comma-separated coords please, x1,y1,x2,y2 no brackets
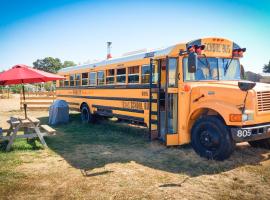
0,112,270,199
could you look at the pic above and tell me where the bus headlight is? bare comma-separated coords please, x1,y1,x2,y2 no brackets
242,114,249,122
229,112,254,122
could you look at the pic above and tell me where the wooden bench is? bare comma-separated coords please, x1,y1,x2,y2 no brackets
40,125,56,135
1,116,56,151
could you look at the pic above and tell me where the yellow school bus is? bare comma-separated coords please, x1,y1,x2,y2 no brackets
56,37,270,160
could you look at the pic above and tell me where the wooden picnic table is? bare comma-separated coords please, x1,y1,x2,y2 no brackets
0,116,56,151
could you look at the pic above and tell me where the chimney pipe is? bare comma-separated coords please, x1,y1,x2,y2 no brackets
107,42,112,59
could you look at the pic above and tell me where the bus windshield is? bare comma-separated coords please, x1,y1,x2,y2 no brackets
183,57,241,81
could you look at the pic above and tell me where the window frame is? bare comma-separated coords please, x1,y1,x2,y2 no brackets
89,72,97,86
106,69,115,85
128,66,139,84
97,71,105,85
167,57,178,88
75,74,81,86
69,74,75,87
116,67,126,84
81,72,88,86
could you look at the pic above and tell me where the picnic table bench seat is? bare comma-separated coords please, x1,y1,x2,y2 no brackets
40,125,56,135
1,115,56,151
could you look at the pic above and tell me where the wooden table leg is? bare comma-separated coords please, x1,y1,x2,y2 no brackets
34,127,47,148
6,126,13,136
6,124,21,152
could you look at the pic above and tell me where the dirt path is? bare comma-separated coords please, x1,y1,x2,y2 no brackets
0,94,20,112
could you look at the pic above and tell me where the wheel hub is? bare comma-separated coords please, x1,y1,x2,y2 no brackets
200,130,220,149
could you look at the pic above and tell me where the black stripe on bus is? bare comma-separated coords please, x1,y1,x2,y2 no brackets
56,84,157,90
92,104,144,114
57,95,157,103
94,111,145,123
113,114,145,123
70,108,80,112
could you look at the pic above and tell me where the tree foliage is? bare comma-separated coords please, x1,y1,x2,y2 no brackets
63,61,76,68
263,60,270,73
33,57,63,73
33,57,76,73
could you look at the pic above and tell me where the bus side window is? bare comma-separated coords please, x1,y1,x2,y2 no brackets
141,64,157,84
89,72,96,86
97,71,105,85
106,69,115,84
75,74,81,86
116,68,126,84
128,66,139,84
70,75,75,86
82,73,88,86
59,79,64,87
64,75,69,87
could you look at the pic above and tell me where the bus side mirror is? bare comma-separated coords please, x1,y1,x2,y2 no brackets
188,52,198,73
238,81,256,91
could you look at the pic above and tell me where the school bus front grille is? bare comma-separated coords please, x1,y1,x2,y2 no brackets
257,91,270,112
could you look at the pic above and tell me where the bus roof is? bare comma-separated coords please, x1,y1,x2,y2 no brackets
58,37,241,74
59,44,176,73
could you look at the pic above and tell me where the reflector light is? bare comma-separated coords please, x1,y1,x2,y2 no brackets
183,84,191,92
229,114,242,122
194,45,205,55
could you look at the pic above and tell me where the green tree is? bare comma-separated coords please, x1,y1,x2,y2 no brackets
263,60,270,73
63,61,76,68
33,57,63,73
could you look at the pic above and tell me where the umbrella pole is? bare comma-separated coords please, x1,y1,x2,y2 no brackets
22,84,27,119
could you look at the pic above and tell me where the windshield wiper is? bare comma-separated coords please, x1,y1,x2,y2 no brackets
224,58,233,73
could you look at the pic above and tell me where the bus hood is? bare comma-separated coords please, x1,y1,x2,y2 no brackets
204,81,270,92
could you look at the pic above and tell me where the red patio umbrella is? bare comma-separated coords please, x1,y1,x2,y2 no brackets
0,64,64,118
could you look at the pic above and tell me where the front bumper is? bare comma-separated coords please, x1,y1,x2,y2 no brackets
231,123,270,143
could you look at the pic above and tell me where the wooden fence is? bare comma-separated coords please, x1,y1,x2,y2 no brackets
20,91,56,111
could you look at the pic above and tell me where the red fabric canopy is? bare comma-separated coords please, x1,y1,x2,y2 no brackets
0,64,64,85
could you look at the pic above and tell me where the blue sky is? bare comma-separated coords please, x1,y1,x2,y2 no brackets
0,0,270,73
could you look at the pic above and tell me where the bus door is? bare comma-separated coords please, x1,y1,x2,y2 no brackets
149,57,179,145
164,57,179,145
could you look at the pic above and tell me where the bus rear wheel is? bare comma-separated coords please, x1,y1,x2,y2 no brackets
248,138,270,149
81,103,94,123
191,116,235,161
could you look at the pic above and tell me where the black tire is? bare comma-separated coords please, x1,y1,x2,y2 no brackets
80,103,94,123
248,138,270,149
191,116,235,161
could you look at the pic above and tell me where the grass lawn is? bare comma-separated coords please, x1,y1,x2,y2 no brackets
1,113,270,199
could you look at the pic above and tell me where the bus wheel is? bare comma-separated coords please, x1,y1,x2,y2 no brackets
191,116,235,161
248,139,270,149
81,104,93,123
